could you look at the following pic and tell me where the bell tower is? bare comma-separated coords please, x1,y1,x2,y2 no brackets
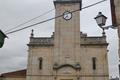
54,0,82,65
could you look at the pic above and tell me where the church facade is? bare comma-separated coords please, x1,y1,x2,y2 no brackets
26,0,109,80
0,0,109,80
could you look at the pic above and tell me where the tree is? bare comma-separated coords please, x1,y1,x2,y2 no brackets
0,30,7,48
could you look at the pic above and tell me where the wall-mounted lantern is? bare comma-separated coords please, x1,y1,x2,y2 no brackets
94,12,107,36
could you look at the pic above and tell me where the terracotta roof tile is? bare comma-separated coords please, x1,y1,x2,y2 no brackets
0,69,26,78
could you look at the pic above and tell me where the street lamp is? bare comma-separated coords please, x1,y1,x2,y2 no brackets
94,12,107,36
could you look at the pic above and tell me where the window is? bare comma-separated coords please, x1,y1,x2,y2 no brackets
38,57,43,69
92,57,96,70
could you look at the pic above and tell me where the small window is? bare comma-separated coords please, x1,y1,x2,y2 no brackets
92,57,96,70
119,64,120,74
38,57,43,69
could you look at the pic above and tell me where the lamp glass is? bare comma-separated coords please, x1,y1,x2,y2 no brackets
95,16,103,27
102,17,107,27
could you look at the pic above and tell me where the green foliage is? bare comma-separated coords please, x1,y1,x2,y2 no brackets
0,30,7,48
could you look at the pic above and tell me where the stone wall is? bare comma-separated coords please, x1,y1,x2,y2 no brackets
27,36,109,80
111,0,120,26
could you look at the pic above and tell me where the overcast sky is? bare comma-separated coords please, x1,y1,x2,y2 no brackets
0,0,119,78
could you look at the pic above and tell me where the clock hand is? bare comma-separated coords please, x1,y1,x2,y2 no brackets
65,14,69,18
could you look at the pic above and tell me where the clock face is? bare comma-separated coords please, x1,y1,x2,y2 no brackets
63,11,72,20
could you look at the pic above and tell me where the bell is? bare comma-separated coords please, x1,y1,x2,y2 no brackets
0,30,7,48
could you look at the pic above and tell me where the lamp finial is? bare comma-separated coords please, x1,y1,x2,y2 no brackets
30,29,34,37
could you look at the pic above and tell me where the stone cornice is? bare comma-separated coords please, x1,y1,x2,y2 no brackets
28,36,108,47
80,43,108,46
54,0,82,10
26,74,109,77
54,0,81,4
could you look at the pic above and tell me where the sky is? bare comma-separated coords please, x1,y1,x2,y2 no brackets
0,0,119,78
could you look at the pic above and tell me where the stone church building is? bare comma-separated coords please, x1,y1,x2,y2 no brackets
0,0,109,80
